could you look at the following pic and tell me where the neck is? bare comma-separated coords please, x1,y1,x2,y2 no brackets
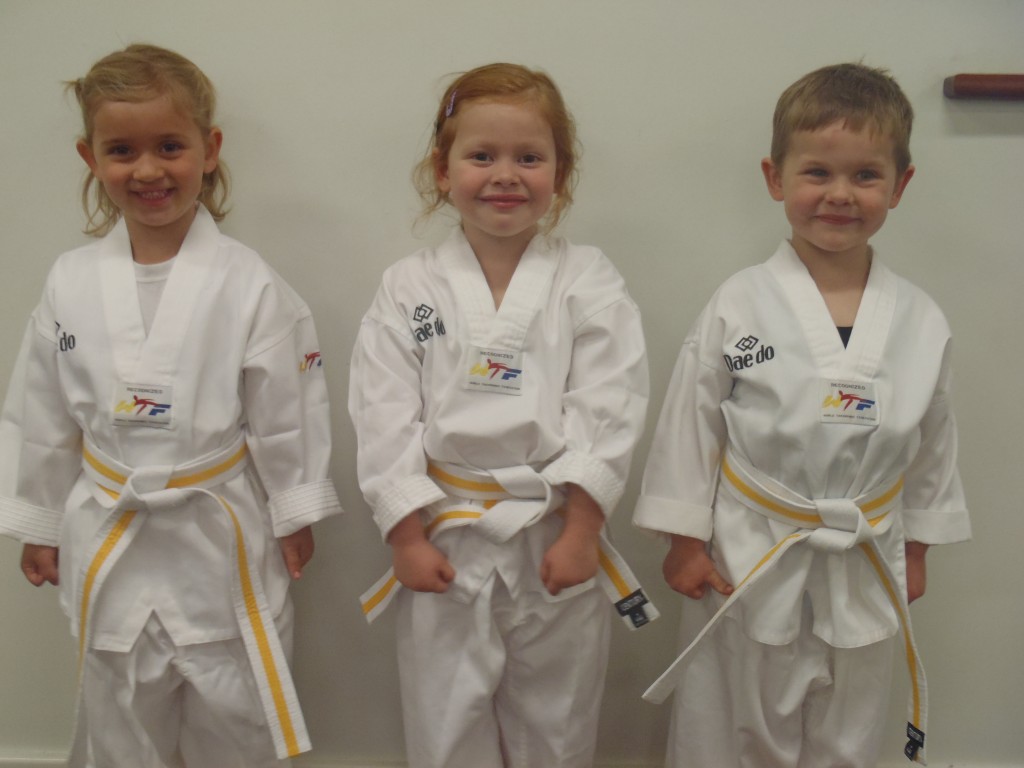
126,206,198,265
792,242,872,327
463,225,537,309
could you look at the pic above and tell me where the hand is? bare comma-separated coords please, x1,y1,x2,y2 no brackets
540,483,604,596
279,526,315,579
21,544,59,587
388,513,455,593
905,541,928,603
663,535,733,600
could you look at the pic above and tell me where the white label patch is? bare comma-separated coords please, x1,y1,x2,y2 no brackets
464,346,524,396
819,379,879,425
112,382,174,428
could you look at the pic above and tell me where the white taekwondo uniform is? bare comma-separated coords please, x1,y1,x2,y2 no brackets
634,241,970,767
350,228,650,768
0,207,342,767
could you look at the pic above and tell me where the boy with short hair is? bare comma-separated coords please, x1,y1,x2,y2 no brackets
635,63,970,767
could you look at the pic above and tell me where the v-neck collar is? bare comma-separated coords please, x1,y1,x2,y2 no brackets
767,240,897,381
98,207,219,383
440,228,560,351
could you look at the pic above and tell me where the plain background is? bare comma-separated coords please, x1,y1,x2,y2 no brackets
0,1,1021,766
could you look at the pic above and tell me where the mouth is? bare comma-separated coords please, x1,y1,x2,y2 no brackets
480,195,528,209
133,189,174,203
816,214,858,226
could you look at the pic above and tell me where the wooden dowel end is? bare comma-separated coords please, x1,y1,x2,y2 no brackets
944,74,1024,100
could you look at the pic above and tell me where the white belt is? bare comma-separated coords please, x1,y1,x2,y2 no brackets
72,434,309,760
643,448,928,764
361,462,659,632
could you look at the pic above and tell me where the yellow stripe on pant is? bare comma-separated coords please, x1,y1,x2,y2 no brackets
74,437,309,760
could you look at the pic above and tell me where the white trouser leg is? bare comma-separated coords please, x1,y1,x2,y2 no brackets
81,611,292,768
494,583,610,768
397,574,610,768
666,597,895,768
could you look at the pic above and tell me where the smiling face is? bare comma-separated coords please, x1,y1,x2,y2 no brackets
436,99,557,257
77,93,221,261
762,120,914,268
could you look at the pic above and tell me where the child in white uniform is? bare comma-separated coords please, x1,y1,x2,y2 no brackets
0,45,342,767
350,63,653,768
635,63,970,767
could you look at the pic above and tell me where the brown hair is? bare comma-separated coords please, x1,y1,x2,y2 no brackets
770,63,913,175
68,43,230,236
413,62,579,231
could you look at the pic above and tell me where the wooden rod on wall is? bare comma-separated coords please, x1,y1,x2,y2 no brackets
943,74,1024,100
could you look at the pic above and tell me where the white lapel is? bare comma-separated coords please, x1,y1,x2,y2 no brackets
440,228,560,351
99,207,220,383
767,240,896,381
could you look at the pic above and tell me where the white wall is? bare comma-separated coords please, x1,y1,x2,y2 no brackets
1,1,1022,765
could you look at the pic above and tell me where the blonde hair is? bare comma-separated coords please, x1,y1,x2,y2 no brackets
413,62,579,232
68,44,230,236
770,63,914,175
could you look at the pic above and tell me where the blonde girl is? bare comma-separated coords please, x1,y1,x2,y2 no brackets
0,44,341,767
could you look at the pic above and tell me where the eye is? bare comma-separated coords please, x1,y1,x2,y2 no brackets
470,152,491,163
160,141,184,154
106,144,132,157
519,153,542,165
804,167,828,178
856,169,881,181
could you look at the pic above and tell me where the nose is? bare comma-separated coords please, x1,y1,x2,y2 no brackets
824,176,853,204
492,158,519,186
132,153,163,183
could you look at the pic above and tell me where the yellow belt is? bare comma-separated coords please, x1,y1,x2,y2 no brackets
361,461,659,631
73,435,309,760
643,449,927,764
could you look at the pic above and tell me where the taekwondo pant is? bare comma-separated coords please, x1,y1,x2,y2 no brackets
78,609,293,768
396,571,611,768
666,596,895,768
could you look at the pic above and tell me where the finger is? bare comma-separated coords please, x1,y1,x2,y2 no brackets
707,569,734,596
545,576,562,597
283,547,304,580
439,560,456,583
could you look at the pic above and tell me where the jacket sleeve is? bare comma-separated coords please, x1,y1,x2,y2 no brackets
541,253,649,518
242,277,342,538
633,300,732,540
0,277,83,545
348,278,445,541
901,338,971,545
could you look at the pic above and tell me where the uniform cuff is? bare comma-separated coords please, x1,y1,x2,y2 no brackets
0,496,63,546
269,479,344,538
373,474,447,541
902,507,972,545
633,495,714,540
542,450,622,517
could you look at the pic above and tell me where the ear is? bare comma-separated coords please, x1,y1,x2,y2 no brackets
76,139,99,175
889,165,914,209
432,147,450,195
761,157,785,201
204,127,223,174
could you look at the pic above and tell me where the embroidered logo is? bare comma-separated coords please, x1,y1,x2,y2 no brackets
723,334,775,371
819,380,879,426
300,351,322,372
469,358,522,382
822,389,876,413
114,394,171,419
55,322,76,352
412,303,446,343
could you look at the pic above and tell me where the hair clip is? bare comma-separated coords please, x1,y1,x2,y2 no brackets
445,89,458,118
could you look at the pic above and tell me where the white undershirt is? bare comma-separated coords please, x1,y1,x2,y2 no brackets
133,258,175,336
